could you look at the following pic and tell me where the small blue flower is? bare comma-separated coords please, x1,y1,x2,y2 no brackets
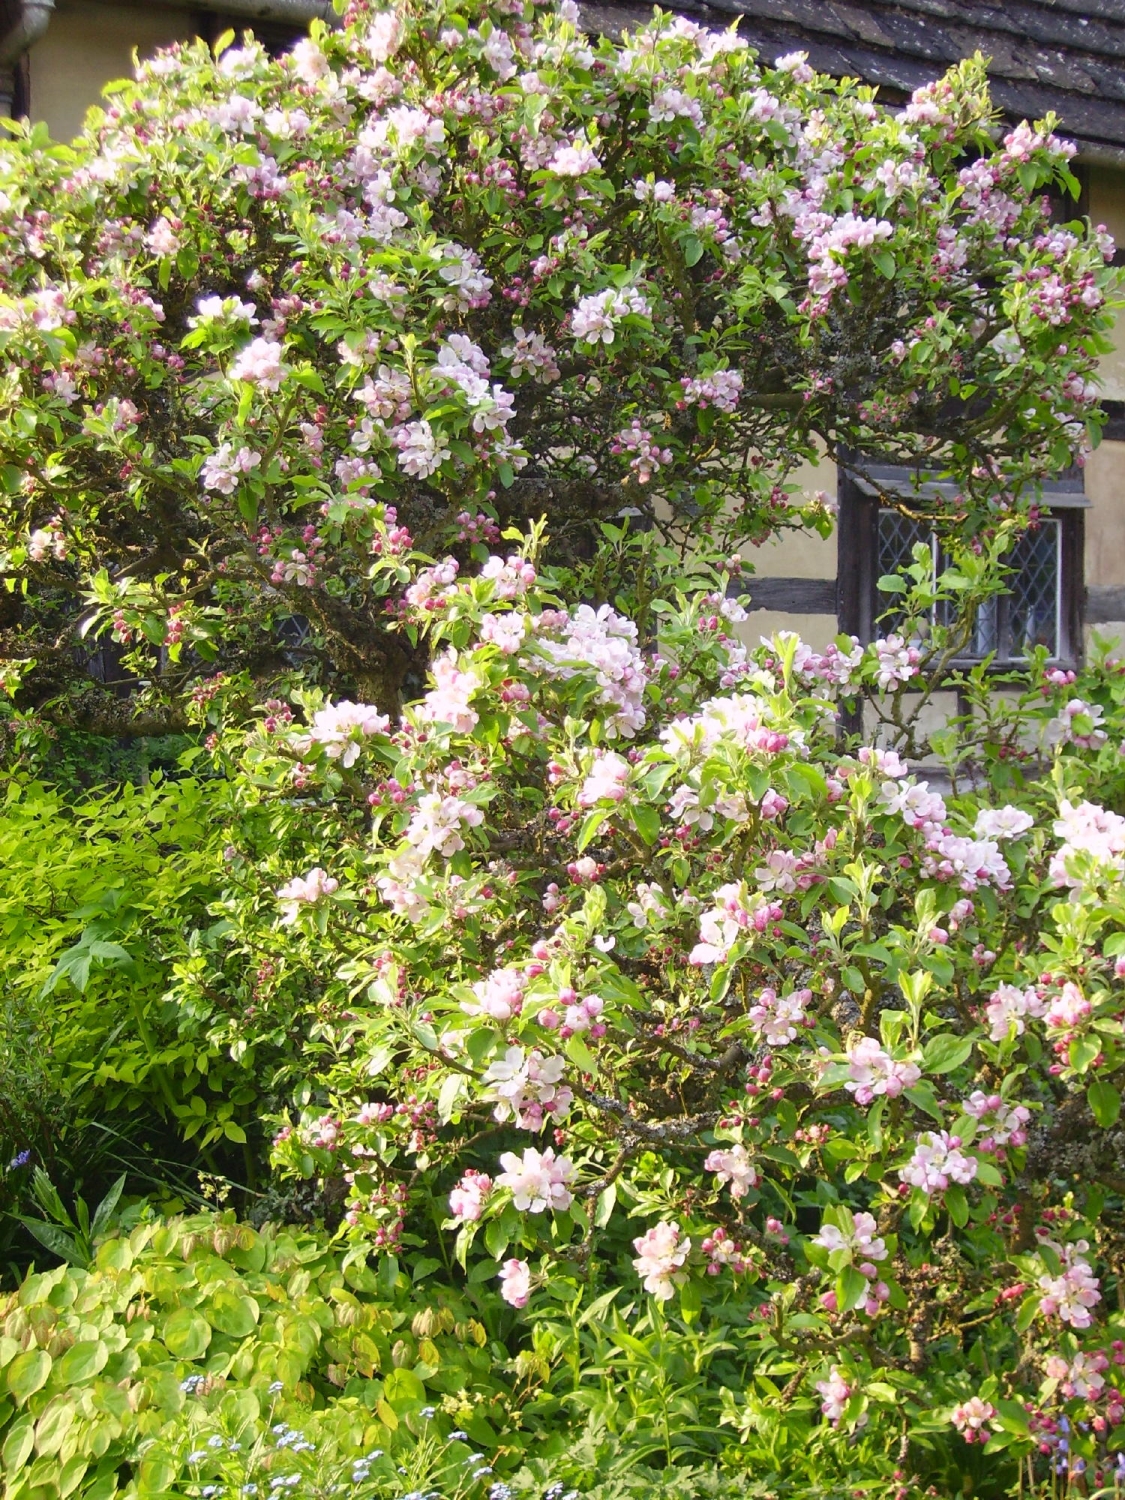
208,1436,226,1449
449,1432,468,1443
188,1452,209,1465
269,1381,285,1394
8,1150,31,1170
181,1375,206,1394
420,1405,436,1419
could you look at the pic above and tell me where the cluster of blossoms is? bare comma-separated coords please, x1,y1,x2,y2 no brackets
611,421,674,485
1050,799,1125,890
533,604,649,738
291,701,390,766
496,1146,575,1213
679,369,743,413
570,285,651,345
632,1221,691,1300
1037,1237,1102,1330
844,1038,921,1105
483,1047,573,1129
689,883,783,965
899,1131,978,1195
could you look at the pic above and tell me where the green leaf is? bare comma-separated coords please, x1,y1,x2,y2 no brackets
679,1277,703,1322
2,1415,34,1472
837,1265,869,1313
576,808,609,853
483,1217,510,1262
437,1072,465,1125
1088,1078,1121,1128
944,1183,969,1228
995,1399,1031,1435
90,1174,126,1241
204,1289,258,1339
1015,1292,1040,1334
7,1349,51,1405
161,1309,211,1360
1069,1035,1099,1074
15,1218,84,1266
873,249,896,279
382,1367,426,1407
628,803,661,845
922,1034,973,1074
54,1340,108,1385
565,1033,598,1074
681,235,704,268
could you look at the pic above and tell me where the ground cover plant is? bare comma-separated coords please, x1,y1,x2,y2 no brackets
0,0,1123,1497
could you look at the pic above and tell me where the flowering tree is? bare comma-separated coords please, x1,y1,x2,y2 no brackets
0,0,1114,732
157,520,1125,1491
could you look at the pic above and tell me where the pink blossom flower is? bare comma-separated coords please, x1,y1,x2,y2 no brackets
974,806,1034,840
872,634,920,690
497,1146,575,1212
845,1037,921,1105
816,1367,852,1425
962,1091,1030,1150
449,1169,493,1223
548,142,600,176
417,648,480,733
498,1257,531,1307
276,867,338,923
291,700,389,766
578,751,631,806
201,443,261,494
899,1130,978,1195
484,1047,573,1130
229,336,287,391
812,1210,887,1263
632,1220,690,1299
571,286,651,345
985,983,1045,1041
746,986,810,1045
463,967,525,1023
951,1396,995,1443
1044,981,1091,1034
704,1144,758,1198
404,792,484,859
1037,1238,1101,1329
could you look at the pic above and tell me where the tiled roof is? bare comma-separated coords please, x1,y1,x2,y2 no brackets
581,0,1125,157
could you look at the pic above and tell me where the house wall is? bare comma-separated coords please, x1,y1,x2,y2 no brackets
1082,169,1125,657
26,0,193,142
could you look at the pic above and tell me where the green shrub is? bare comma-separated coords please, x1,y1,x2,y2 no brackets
0,1210,547,1500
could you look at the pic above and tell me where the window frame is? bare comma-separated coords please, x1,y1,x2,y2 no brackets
836,463,1086,669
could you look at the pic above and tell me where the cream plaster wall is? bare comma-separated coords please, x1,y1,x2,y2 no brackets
740,452,839,652
1084,175,1125,653
27,0,192,143
1088,170,1125,404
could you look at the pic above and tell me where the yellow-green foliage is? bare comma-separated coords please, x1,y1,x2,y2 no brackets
0,1213,519,1500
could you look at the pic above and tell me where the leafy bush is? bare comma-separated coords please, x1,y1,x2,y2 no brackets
0,0,1112,735
0,771,247,1230
0,1208,555,1500
114,523,1122,1497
